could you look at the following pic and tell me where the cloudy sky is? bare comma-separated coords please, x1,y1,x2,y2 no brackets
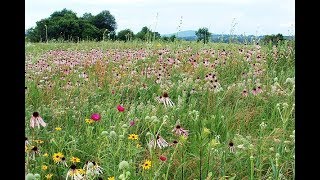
25,0,295,35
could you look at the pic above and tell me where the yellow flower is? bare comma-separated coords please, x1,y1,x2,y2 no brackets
45,174,53,179
52,152,64,163
203,127,211,135
77,169,86,175
70,156,80,163
209,139,220,148
85,119,94,124
142,160,152,170
43,153,49,157
55,127,62,131
128,134,139,140
42,165,48,170
34,139,44,144
108,176,115,180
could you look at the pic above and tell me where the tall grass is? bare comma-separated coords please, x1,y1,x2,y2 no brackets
25,40,295,180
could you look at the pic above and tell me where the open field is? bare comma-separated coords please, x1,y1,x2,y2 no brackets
25,41,295,180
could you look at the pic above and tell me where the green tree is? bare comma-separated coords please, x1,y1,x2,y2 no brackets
117,29,134,41
136,26,160,41
91,10,117,35
25,9,117,42
169,35,176,42
196,27,211,44
262,33,284,45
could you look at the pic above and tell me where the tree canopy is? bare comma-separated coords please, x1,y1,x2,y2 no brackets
195,27,211,44
26,9,117,42
262,34,284,45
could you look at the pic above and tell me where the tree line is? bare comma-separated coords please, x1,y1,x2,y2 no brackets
26,8,288,44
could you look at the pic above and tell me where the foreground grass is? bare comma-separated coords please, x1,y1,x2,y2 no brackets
25,40,295,180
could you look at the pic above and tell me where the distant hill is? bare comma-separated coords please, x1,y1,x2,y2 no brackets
162,30,196,38
161,30,294,43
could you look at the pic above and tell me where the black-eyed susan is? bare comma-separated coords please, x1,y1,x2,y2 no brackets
70,156,80,163
108,176,115,180
128,134,139,140
52,152,64,163
33,139,44,144
45,174,53,179
85,119,94,124
42,165,48,171
55,127,62,131
142,160,152,170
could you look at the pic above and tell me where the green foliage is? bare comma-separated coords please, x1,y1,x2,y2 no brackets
117,29,135,41
26,8,117,42
262,34,284,45
136,26,160,42
196,27,211,44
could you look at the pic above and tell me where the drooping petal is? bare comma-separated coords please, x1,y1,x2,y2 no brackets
38,117,47,127
30,117,35,128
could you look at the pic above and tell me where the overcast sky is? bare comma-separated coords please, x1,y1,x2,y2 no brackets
25,0,295,36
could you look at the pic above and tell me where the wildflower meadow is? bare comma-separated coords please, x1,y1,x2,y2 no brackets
25,40,295,179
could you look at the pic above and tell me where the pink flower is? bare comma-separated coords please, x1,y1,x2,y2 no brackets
30,112,46,128
242,89,248,97
129,120,135,127
117,105,125,112
91,113,101,121
172,124,189,137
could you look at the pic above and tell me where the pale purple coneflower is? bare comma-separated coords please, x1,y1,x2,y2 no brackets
148,135,169,149
83,161,103,176
252,88,258,95
129,120,135,127
256,86,263,94
157,92,174,107
172,124,189,137
229,141,235,153
66,164,83,180
25,137,29,146
242,89,248,97
30,112,46,128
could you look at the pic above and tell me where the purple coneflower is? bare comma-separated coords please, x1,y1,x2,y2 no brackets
148,135,169,149
66,164,83,180
156,92,174,107
229,141,235,153
172,124,189,137
83,161,103,176
129,120,135,127
30,112,46,128
242,89,248,97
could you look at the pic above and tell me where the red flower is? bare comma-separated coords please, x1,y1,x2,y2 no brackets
117,105,125,112
91,113,101,121
159,155,167,162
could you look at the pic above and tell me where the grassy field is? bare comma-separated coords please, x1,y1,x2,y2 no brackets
25,40,295,180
